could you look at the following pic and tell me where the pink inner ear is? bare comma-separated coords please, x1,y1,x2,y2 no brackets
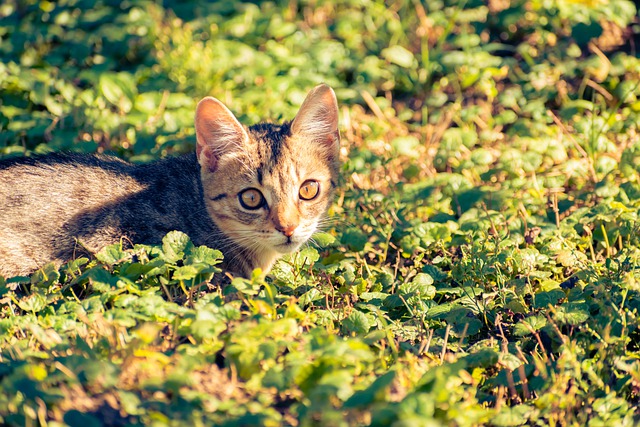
291,84,339,142
197,145,218,173
195,123,217,172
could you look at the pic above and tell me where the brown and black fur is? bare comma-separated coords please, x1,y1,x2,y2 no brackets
0,84,340,277
1,152,214,276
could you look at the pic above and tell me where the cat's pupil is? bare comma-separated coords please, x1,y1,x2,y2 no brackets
239,188,264,210
299,180,319,200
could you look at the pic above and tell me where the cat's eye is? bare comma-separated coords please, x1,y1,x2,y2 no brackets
239,188,265,210
299,180,319,201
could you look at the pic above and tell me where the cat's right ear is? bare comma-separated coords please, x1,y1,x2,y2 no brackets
195,97,249,172
291,84,340,155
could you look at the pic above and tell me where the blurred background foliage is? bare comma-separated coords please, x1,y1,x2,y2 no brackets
1,0,638,160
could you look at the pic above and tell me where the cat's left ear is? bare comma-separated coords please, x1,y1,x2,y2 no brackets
291,84,340,155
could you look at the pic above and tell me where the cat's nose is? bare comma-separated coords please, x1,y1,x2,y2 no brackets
276,224,296,237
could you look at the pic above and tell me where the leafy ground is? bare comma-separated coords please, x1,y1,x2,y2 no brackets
1,0,640,425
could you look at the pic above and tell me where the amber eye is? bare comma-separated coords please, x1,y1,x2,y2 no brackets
239,188,265,210
299,180,319,201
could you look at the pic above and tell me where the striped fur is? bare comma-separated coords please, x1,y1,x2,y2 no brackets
0,84,340,277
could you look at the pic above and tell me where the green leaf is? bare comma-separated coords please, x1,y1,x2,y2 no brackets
296,246,320,266
344,370,396,408
82,267,120,293
492,404,534,426
341,228,368,252
500,352,523,371
17,293,47,313
30,263,60,287
341,310,371,336
312,232,336,247
62,258,90,274
188,318,226,342
186,246,223,266
381,45,415,68
533,289,565,309
392,136,420,158
99,72,137,112
161,231,193,264
96,244,129,266
399,273,436,299
462,349,499,368
513,315,547,336
230,277,261,296
554,303,589,326
425,302,457,319
172,265,199,281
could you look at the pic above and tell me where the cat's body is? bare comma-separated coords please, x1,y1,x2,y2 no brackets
0,84,340,278
0,152,218,276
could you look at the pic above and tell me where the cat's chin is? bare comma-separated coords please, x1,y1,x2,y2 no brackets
244,241,300,276
272,241,303,254
246,239,300,257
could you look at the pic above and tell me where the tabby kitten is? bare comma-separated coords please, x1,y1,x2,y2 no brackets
0,84,340,278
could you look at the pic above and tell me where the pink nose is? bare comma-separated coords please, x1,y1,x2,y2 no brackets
276,225,296,237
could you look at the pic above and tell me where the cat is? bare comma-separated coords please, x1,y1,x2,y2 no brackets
0,84,340,278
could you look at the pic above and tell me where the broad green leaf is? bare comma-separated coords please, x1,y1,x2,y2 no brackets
500,352,523,371
492,404,534,426
82,267,120,293
392,136,420,158
341,228,368,252
17,293,47,313
462,349,499,368
312,232,336,247
30,263,60,287
172,265,199,281
161,231,193,264
344,370,396,408
186,246,223,266
341,310,371,336
533,289,565,309
96,244,129,266
99,72,137,112
513,315,547,336
381,45,415,68
425,302,457,319
554,303,590,326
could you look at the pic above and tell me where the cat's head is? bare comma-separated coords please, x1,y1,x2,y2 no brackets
194,84,340,276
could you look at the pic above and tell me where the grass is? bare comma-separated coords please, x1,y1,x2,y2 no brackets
1,0,640,425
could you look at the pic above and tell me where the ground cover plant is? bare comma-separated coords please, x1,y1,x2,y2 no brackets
1,0,639,425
